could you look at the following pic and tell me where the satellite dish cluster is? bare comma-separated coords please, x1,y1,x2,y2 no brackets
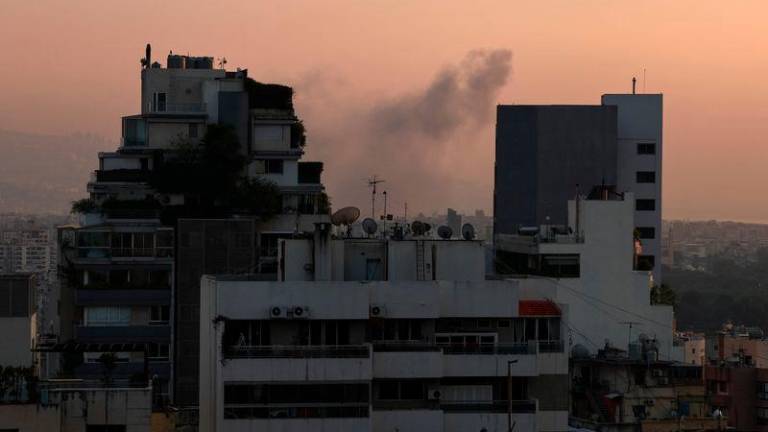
330,206,476,240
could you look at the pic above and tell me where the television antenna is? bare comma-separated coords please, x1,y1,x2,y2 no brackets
620,321,642,348
366,175,385,218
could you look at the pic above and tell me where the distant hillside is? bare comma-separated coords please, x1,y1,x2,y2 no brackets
0,130,113,214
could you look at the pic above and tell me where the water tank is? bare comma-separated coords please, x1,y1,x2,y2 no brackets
167,54,185,69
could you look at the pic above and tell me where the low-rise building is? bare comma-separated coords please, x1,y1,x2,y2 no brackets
0,274,37,368
572,344,715,432
495,189,675,359
198,229,569,432
705,364,768,430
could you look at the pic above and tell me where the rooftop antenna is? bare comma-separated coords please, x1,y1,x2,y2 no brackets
632,77,637,95
620,321,642,349
367,175,385,218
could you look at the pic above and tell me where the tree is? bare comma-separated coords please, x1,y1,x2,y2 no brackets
651,283,676,308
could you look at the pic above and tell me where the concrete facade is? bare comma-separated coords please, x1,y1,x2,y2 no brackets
496,194,674,358
494,105,618,232
199,236,569,432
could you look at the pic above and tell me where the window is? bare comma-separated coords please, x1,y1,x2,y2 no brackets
375,381,425,400
636,227,655,239
635,255,655,271
637,143,656,155
153,92,167,112
84,306,131,326
188,123,198,138
150,305,170,324
265,159,283,174
371,319,423,342
636,199,656,211
636,171,656,183
0,279,30,317
147,343,170,361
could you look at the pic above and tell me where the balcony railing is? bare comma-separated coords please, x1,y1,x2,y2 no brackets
148,102,206,114
95,169,150,183
442,343,537,355
225,345,371,359
441,400,537,414
538,340,565,353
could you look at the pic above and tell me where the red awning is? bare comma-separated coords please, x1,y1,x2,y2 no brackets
519,300,561,316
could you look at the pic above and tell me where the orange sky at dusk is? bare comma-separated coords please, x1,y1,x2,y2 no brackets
2,1,768,221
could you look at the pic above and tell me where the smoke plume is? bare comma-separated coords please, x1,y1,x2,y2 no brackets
295,49,512,216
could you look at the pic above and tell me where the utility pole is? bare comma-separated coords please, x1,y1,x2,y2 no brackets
382,191,388,238
620,321,642,349
367,175,385,218
507,359,519,432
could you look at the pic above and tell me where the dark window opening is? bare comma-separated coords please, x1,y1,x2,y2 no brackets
637,143,656,155
636,171,656,183
636,227,655,239
636,199,656,211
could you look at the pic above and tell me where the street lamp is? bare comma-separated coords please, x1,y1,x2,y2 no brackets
508,359,519,432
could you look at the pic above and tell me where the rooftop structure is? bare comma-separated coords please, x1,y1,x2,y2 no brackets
495,191,675,359
495,93,663,283
198,230,569,432
58,44,329,410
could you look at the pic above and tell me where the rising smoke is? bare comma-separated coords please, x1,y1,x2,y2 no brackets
295,49,512,216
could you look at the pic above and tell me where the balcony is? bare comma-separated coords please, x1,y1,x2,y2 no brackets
373,345,443,378
94,169,150,183
442,343,538,377
222,345,372,382
147,102,206,114
75,289,170,306
75,325,171,343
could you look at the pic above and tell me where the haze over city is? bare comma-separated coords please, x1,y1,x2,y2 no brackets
2,0,768,220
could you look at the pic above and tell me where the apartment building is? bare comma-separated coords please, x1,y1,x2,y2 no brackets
198,227,569,432
0,274,36,368
60,45,328,410
495,190,674,359
572,344,714,432
706,364,768,430
495,93,663,283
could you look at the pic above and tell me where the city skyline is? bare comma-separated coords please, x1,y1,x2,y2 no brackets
3,1,768,221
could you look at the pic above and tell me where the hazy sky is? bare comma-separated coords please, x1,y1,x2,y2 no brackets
2,1,768,221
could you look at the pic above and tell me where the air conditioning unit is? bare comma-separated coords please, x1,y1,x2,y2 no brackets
370,304,387,318
269,306,287,319
288,306,310,319
427,387,442,400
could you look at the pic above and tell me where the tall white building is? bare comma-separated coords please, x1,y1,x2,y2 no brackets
198,229,569,432
602,94,663,283
496,191,674,359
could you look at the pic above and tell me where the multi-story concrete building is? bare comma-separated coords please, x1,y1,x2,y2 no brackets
0,274,36,368
495,191,674,359
495,93,663,283
706,364,768,430
572,344,714,432
198,228,569,432
59,45,328,411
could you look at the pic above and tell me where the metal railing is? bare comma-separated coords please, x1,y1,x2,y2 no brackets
440,399,537,414
442,343,537,355
538,340,565,353
225,345,370,359
148,102,206,113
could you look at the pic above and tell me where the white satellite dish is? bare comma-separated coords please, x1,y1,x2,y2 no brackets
362,218,378,235
331,207,361,226
437,225,453,240
461,223,475,240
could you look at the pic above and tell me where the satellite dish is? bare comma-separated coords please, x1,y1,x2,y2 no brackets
437,225,453,240
461,223,475,240
331,206,361,226
362,218,378,235
411,221,425,236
